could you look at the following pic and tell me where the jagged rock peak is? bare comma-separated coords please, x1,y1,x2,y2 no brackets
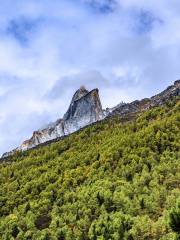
71,86,89,103
63,88,104,133
174,79,180,85
1,80,179,159
2,86,104,156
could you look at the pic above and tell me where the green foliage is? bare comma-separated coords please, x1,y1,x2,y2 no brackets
0,100,180,239
169,198,180,239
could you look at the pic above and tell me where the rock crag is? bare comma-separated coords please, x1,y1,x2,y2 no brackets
2,80,180,158
109,80,180,116
3,86,104,156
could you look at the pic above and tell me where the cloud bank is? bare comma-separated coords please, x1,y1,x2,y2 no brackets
0,0,180,154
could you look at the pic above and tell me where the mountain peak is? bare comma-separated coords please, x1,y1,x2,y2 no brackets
1,80,179,158
71,86,89,103
79,85,87,91
1,87,104,156
63,87,104,126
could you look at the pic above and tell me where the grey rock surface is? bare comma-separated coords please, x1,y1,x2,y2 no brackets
63,87,104,135
1,80,180,158
110,80,180,116
5,86,104,154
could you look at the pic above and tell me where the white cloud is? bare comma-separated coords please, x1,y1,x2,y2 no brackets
0,0,180,155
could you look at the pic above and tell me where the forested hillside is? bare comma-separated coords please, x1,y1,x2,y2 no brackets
0,99,180,240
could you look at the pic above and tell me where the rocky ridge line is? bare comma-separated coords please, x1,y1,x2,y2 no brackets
2,80,180,158
109,80,180,116
2,86,104,157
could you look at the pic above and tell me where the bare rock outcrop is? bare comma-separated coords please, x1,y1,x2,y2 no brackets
109,80,180,117
9,86,104,153
1,80,179,158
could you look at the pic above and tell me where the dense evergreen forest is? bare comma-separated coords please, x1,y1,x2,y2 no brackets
0,98,179,240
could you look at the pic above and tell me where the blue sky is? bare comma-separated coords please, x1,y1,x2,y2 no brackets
0,0,180,155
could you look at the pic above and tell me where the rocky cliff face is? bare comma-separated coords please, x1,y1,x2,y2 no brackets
6,86,104,154
151,80,180,106
63,87,104,135
109,80,180,117
2,80,180,158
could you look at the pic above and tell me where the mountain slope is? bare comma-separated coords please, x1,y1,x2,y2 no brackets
2,80,180,158
0,97,179,239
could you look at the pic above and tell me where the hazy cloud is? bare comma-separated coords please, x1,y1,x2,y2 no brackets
0,0,180,154
46,71,108,99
